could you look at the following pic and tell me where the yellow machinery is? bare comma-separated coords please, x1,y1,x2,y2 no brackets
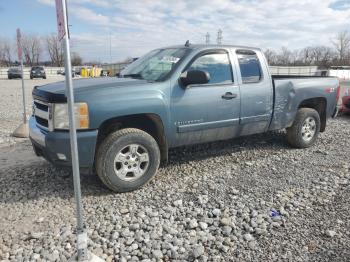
80,66,102,77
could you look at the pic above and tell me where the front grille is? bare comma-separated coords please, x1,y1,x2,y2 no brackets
33,99,52,131
35,116,48,127
34,101,48,111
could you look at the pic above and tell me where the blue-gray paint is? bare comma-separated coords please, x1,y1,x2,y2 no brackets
29,44,339,169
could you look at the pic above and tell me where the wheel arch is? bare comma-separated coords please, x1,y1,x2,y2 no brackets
298,97,327,132
96,113,168,164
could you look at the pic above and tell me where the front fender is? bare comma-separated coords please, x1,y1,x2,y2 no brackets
86,86,170,137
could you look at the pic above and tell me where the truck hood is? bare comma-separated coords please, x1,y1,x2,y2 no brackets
33,77,149,102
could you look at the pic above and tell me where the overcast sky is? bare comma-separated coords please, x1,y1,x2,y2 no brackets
0,0,349,62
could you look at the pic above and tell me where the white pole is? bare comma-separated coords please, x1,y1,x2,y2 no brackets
61,0,88,260
12,28,29,138
20,55,26,124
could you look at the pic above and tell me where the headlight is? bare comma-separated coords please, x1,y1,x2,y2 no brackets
53,103,89,130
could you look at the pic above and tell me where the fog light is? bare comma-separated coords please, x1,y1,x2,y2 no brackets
57,153,67,160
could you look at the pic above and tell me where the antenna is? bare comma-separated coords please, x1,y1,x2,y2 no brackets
217,29,222,45
205,32,210,45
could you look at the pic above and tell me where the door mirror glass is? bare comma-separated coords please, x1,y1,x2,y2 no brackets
180,70,210,87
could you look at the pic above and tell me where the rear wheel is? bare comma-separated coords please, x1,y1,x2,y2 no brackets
96,128,160,192
287,108,320,148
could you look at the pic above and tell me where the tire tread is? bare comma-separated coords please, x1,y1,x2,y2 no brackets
95,128,160,192
287,108,320,148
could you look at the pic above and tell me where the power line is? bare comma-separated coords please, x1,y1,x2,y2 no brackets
217,29,222,45
205,32,210,45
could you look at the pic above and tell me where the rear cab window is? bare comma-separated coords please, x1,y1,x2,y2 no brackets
236,50,263,84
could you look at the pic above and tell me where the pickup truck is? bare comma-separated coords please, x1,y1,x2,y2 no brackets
29,44,340,192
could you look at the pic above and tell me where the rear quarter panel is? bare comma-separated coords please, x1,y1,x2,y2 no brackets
269,77,339,131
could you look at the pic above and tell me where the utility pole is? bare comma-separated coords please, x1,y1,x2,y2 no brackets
205,32,210,45
217,29,222,45
109,30,112,63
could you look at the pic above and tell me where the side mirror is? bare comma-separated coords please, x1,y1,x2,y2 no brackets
180,70,210,88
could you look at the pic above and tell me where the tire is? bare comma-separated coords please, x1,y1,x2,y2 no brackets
30,76,33,79
287,108,320,148
96,128,160,192
43,76,46,79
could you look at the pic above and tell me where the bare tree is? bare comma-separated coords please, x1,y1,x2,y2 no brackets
264,49,278,65
46,34,63,67
332,31,350,63
299,46,334,67
71,52,82,66
0,38,12,66
22,34,42,66
312,46,334,68
299,47,313,65
276,47,292,65
290,49,301,65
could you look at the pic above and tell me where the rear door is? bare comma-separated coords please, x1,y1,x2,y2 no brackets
235,49,273,135
170,49,241,146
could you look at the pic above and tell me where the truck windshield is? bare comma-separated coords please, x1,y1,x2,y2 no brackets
121,48,189,81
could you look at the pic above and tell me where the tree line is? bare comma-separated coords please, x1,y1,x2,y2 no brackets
265,31,350,68
1,30,349,68
0,33,82,67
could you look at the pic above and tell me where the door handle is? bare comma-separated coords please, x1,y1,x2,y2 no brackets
222,92,237,100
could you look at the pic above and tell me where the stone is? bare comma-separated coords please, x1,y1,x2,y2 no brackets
220,217,231,226
212,209,221,217
326,230,336,238
152,250,163,259
173,199,183,207
199,222,208,230
189,219,198,229
192,244,205,258
243,233,254,242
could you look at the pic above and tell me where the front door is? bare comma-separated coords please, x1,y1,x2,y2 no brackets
170,50,241,147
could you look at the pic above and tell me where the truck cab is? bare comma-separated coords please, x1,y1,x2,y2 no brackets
170,46,273,146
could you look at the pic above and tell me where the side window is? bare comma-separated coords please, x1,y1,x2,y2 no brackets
237,51,262,83
188,52,233,84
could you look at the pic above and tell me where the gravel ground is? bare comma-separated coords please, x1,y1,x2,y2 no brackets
0,79,349,261
0,78,65,147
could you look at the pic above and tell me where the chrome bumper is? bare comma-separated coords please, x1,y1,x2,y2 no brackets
29,117,46,146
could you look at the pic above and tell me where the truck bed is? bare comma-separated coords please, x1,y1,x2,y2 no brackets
269,75,339,131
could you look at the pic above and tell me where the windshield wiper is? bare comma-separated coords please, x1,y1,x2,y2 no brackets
122,73,144,79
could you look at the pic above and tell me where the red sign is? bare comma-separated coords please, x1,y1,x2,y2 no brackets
55,0,66,40
16,28,22,61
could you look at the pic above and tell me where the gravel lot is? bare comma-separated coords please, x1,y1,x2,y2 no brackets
0,77,65,147
0,79,350,261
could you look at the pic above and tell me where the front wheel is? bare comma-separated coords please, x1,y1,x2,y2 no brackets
287,108,320,148
96,128,160,192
